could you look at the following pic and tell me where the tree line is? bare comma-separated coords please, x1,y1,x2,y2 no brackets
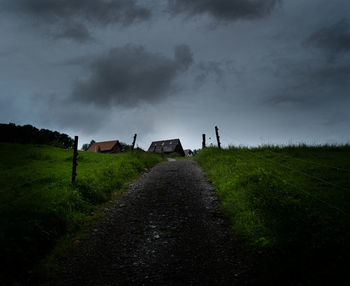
0,123,74,148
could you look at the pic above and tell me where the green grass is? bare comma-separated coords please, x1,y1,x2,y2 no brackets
195,146,350,285
0,143,163,285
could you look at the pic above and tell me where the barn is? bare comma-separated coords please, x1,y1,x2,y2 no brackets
148,139,185,157
87,140,122,154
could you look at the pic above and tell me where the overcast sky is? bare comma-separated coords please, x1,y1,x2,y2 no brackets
1,0,349,149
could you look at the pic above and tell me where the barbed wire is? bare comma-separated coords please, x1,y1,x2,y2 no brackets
239,149,350,193
264,149,350,173
267,171,350,217
0,165,149,211
230,150,350,217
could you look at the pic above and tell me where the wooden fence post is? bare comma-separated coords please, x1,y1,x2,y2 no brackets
131,134,137,151
202,134,206,149
72,136,78,184
215,126,221,149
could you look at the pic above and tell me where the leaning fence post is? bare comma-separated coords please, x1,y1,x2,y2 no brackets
72,136,78,184
131,133,137,151
215,126,221,149
202,134,206,149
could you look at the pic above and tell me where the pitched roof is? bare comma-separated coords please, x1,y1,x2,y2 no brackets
184,149,193,156
87,140,120,152
148,139,182,153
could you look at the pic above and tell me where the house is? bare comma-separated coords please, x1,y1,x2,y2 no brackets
87,140,122,154
184,149,193,157
148,139,185,156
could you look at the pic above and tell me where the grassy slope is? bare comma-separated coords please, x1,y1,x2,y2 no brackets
0,143,163,284
196,146,350,285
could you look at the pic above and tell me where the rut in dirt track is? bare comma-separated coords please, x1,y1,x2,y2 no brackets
54,160,249,285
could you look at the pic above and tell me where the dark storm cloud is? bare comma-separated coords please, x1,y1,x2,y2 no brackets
71,44,194,107
174,45,194,71
55,23,93,43
307,19,350,58
264,59,350,107
167,0,279,21
2,0,150,41
3,0,150,24
264,19,350,108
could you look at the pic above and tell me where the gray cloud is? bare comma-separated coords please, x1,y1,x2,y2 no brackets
306,19,350,58
55,23,93,43
71,44,193,107
4,0,150,24
195,61,224,84
1,0,349,147
2,0,151,42
174,45,194,71
263,19,350,108
263,59,350,107
167,0,279,21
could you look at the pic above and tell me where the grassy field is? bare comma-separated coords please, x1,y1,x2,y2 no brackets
0,143,163,284
196,146,350,285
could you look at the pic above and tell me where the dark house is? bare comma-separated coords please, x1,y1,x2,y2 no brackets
148,139,185,156
184,149,193,157
87,140,122,154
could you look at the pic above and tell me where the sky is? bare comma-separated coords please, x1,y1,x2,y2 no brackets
0,0,349,150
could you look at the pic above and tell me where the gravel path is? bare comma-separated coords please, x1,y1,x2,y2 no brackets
53,161,250,285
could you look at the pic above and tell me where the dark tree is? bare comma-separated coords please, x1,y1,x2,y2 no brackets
120,142,132,152
0,123,74,148
82,140,95,151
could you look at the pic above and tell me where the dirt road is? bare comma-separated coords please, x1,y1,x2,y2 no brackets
54,161,249,285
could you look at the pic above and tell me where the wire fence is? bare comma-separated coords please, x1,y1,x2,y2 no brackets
225,147,350,217
230,150,350,216
0,165,148,211
1,140,349,217
240,149,350,193
264,149,350,173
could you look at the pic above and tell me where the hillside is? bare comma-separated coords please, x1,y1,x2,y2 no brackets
196,146,350,285
0,143,163,285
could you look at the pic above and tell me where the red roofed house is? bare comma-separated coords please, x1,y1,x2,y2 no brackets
87,140,122,154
